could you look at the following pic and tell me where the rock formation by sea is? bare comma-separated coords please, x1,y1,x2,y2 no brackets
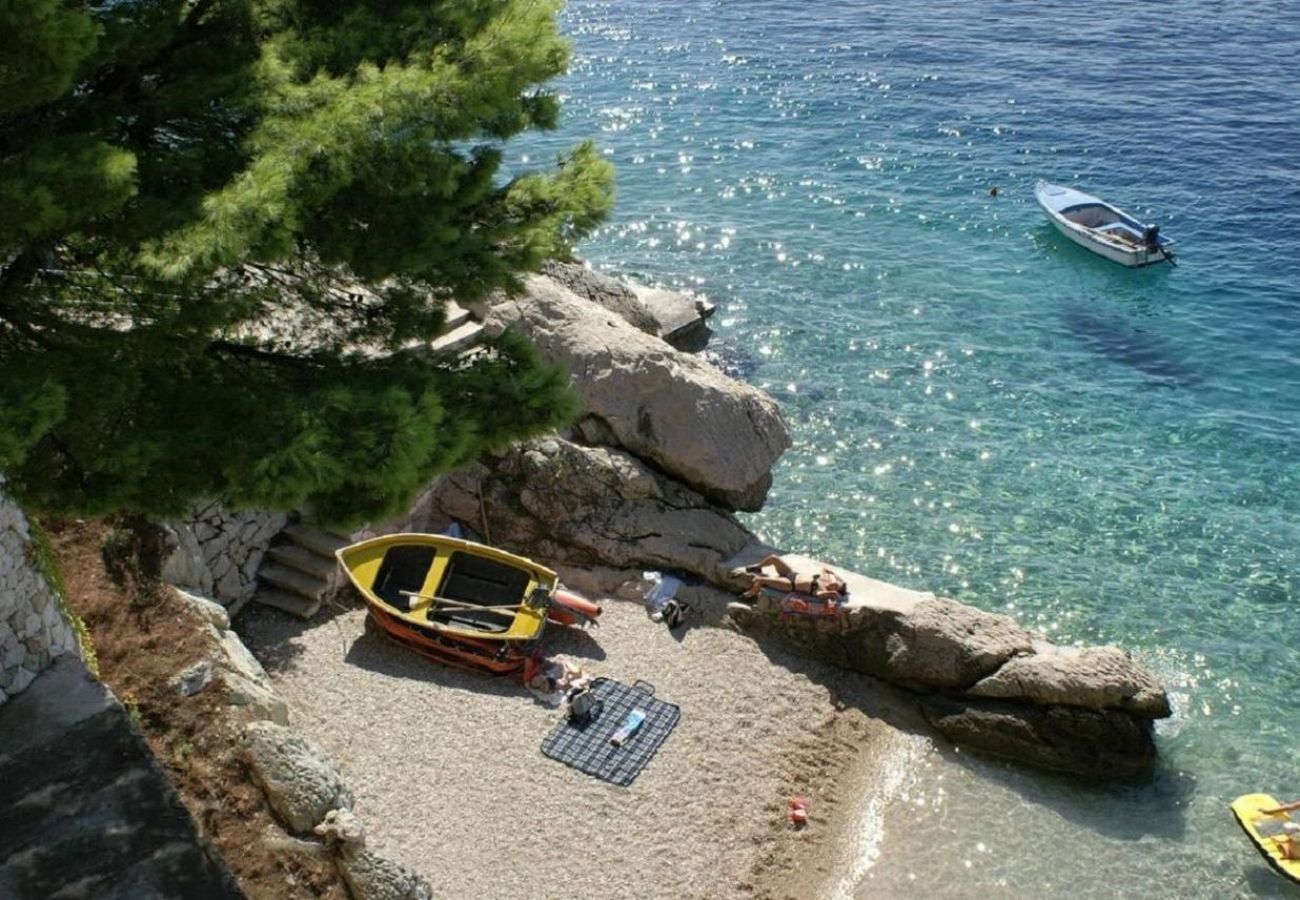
422,262,1172,779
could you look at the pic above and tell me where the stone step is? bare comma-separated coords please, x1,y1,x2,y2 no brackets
429,319,483,355
282,523,350,559
252,589,322,620
258,563,328,601
266,544,336,581
444,301,472,330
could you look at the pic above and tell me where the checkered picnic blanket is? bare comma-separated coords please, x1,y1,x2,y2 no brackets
540,678,680,786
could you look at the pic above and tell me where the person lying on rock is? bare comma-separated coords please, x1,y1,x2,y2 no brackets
739,555,847,602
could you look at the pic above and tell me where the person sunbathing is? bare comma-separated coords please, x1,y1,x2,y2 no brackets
739,554,847,601
1281,823,1300,861
1262,800,1300,860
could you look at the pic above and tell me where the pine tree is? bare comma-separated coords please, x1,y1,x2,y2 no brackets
0,0,612,524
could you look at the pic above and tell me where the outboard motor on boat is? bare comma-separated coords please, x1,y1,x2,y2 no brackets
1142,224,1161,252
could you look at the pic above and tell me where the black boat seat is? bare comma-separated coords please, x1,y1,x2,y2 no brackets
439,552,531,606
373,545,437,610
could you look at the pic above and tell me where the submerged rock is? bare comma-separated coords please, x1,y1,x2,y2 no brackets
920,694,1160,779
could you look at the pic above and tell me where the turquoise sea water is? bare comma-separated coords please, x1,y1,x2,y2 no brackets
528,2,1300,895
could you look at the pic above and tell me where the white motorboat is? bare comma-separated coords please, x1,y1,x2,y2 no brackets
1034,181,1176,267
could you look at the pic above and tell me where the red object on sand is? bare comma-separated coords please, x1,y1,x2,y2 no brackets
789,797,809,826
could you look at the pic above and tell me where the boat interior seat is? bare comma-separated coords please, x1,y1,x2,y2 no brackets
429,608,510,633
439,551,531,606
373,545,438,610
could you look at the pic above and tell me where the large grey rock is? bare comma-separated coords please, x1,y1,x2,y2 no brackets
175,588,231,631
540,261,658,335
883,598,1035,689
171,660,215,697
0,655,242,898
921,694,1159,779
484,276,789,511
160,523,215,596
242,721,353,834
429,437,755,579
726,590,1169,778
210,623,272,686
967,642,1172,717
223,667,290,725
337,850,433,900
631,283,715,352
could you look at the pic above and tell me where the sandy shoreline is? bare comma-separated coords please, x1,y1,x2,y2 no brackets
241,587,926,899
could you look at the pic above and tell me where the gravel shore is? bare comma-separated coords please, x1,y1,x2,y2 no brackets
241,589,919,900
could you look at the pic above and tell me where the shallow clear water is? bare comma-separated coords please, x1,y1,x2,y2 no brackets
525,1,1300,895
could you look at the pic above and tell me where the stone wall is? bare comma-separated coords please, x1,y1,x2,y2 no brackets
162,502,289,609
0,481,78,704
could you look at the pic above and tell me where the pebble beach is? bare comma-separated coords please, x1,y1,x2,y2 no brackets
242,590,920,900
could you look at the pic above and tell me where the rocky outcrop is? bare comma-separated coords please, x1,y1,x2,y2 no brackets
540,261,658,335
727,580,1170,779
415,267,1173,779
242,721,354,834
881,598,1035,690
483,275,788,511
966,642,1170,718
175,587,290,725
920,695,1160,778
429,436,755,580
540,261,715,351
631,283,715,353
241,721,432,900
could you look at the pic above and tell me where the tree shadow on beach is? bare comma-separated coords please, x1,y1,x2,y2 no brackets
235,582,369,676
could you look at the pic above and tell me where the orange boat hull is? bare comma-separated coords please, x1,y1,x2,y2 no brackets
367,605,536,677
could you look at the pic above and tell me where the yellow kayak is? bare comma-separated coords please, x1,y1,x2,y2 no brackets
1231,793,1300,885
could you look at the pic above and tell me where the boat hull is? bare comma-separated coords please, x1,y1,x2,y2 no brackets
1045,217,1169,267
1232,793,1300,885
363,604,535,676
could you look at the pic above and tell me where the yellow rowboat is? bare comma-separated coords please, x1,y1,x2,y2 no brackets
1231,793,1300,885
336,533,599,678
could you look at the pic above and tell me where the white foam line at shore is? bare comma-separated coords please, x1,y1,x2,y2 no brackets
826,732,931,900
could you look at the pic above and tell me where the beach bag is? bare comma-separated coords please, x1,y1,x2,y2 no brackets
568,687,599,722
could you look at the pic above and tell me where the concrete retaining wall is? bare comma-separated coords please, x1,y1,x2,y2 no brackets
0,481,78,704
